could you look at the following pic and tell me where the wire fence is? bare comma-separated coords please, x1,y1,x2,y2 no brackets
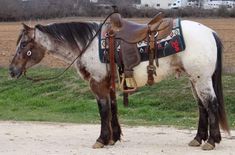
223,41,235,73
211,27,235,73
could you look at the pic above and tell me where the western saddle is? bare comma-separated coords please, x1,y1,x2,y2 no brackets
107,11,173,94
110,12,172,43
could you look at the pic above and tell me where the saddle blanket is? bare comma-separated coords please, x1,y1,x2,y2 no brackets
99,18,185,64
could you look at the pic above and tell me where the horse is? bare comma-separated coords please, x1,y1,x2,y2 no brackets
9,18,229,150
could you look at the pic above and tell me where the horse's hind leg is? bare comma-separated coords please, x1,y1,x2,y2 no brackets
188,81,208,147
192,78,221,150
90,78,113,149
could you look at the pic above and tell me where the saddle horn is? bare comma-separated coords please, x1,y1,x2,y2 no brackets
111,5,119,13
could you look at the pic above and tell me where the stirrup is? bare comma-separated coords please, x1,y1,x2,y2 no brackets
120,74,138,93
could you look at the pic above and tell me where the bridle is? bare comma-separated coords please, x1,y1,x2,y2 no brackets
24,12,116,82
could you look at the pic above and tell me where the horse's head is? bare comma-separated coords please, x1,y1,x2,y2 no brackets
9,23,45,78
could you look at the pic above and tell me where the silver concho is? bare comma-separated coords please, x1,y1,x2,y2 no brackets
27,51,32,56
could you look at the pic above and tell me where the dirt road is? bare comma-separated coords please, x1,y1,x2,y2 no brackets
0,121,234,155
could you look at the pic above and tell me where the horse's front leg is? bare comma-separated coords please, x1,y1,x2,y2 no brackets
110,91,122,144
90,78,113,149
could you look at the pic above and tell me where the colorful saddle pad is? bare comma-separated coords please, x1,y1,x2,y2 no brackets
99,18,185,64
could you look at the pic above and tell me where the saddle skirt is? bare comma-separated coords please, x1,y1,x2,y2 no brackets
99,18,185,67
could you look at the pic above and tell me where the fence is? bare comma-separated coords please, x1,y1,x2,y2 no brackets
223,41,235,73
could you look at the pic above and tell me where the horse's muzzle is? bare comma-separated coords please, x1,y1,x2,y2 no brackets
9,66,22,78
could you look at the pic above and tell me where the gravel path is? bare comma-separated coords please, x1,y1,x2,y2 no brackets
0,121,234,155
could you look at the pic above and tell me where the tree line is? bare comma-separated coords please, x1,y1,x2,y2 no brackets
0,0,234,22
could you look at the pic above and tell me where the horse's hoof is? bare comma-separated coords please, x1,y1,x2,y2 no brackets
92,141,104,149
188,139,201,147
108,140,115,145
201,142,215,150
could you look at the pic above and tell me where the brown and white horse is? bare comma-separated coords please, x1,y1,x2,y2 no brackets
9,20,229,150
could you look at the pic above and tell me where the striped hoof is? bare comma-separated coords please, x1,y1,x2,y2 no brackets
92,141,104,149
202,142,215,150
108,140,115,145
188,139,201,147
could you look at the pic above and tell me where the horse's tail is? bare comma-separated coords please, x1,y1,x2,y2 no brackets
212,32,230,134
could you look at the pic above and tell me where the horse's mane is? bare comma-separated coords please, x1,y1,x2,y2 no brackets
35,22,99,49
16,30,23,45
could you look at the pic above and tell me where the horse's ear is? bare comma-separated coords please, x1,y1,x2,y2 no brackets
22,23,32,31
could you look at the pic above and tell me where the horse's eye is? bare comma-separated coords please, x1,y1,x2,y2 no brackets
20,42,27,49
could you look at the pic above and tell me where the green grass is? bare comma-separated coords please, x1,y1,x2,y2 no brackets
0,68,235,129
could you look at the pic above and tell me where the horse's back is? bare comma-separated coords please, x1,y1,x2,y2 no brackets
132,20,219,87
180,20,218,79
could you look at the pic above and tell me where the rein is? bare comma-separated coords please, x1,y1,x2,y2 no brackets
24,12,116,82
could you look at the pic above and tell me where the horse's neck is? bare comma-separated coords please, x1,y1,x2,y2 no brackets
35,29,77,63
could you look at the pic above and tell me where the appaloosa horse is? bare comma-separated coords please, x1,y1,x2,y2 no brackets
9,18,229,150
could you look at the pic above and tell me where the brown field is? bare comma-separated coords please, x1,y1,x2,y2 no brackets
0,17,235,72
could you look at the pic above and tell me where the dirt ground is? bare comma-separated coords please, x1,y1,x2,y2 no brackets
0,17,235,72
0,121,234,155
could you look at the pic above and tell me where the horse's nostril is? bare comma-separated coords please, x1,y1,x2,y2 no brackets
9,66,14,72
10,72,15,77
9,66,16,77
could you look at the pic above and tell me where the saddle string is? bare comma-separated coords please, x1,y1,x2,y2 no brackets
24,12,116,82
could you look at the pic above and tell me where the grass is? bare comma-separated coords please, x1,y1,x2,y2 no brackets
0,67,235,129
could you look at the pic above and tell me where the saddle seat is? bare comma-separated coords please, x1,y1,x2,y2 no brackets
110,12,173,43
